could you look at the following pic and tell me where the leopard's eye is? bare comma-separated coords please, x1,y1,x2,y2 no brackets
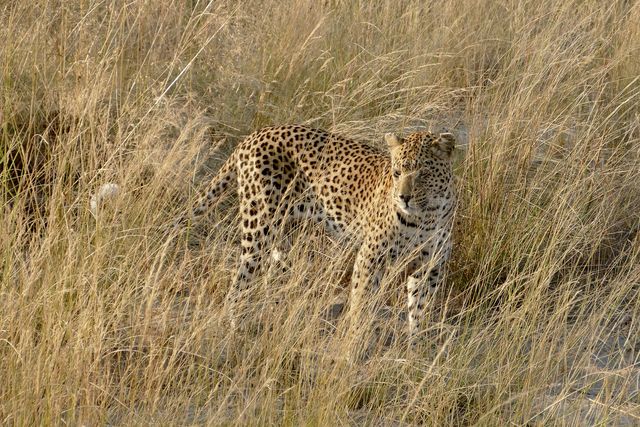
392,169,401,179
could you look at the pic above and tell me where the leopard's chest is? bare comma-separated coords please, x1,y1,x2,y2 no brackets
390,211,446,255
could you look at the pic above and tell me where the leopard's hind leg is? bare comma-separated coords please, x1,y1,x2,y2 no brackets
224,164,293,327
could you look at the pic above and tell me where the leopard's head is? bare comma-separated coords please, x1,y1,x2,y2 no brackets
386,130,455,216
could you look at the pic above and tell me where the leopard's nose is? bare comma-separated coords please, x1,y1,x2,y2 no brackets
399,194,412,203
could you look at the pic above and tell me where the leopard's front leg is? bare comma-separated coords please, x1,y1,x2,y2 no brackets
406,237,451,340
406,267,439,338
345,235,392,360
349,234,390,322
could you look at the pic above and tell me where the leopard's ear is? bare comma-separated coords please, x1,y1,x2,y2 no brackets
433,132,455,158
385,133,403,149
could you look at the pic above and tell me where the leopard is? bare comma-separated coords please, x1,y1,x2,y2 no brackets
179,125,456,339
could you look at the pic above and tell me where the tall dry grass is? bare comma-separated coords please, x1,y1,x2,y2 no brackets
1,0,639,424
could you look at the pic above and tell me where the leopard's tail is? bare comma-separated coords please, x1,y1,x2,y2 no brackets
174,151,238,229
